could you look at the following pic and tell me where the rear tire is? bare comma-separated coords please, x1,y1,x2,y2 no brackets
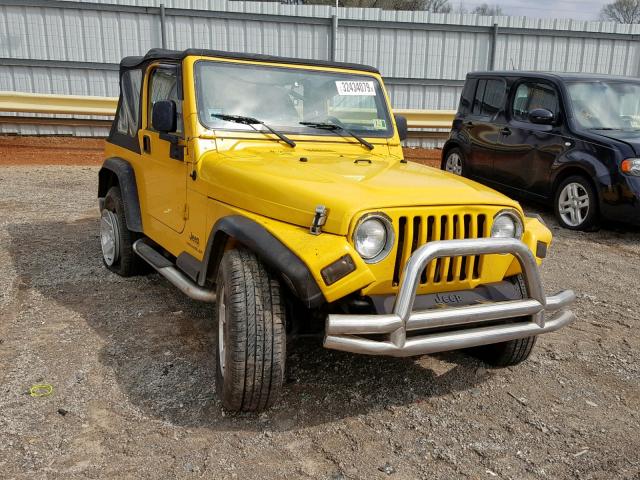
100,186,144,277
471,275,537,367
215,248,286,412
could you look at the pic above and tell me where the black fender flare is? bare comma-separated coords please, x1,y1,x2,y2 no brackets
199,215,325,308
98,157,143,232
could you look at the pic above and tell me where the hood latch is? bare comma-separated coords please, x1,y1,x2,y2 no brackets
310,205,328,235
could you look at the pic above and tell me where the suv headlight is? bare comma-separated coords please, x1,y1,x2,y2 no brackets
621,158,640,176
491,210,523,239
353,213,395,263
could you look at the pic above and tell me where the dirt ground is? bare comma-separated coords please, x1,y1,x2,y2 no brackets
0,136,105,166
0,145,639,479
0,136,441,169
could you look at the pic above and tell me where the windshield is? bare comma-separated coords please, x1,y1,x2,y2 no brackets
195,60,393,137
567,81,640,130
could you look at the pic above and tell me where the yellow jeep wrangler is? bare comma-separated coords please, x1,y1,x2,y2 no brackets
99,48,575,412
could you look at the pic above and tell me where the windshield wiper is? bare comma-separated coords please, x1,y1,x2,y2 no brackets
586,127,622,131
211,114,295,147
300,121,374,150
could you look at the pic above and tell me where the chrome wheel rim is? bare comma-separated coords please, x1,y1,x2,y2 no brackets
445,152,463,175
218,286,226,377
100,209,120,266
558,182,590,227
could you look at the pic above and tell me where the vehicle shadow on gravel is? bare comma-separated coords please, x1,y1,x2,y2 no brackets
9,218,487,431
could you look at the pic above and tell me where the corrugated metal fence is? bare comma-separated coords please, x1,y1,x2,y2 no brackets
2,0,640,140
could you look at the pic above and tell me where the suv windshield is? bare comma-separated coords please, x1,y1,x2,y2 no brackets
195,60,392,138
567,81,640,130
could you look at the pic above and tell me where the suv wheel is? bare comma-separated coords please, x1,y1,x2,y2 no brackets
471,275,537,367
554,175,599,230
443,148,464,175
215,248,286,412
100,186,143,276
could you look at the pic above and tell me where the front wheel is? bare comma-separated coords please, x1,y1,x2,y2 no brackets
471,275,537,367
553,175,599,230
215,248,286,412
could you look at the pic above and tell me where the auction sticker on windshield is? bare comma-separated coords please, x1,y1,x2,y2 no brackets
335,81,376,96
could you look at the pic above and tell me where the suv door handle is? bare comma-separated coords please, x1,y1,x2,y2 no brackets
143,135,151,153
500,127,511,136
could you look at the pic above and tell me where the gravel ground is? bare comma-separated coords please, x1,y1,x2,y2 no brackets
0,165,639,479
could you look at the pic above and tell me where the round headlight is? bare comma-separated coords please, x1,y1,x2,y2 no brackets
491,210,524,239
353,214,394,263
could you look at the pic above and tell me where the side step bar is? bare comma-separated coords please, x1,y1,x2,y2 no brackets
132,239,216,303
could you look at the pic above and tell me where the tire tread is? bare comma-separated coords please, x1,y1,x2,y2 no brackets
472,274,538,367
216,248,285,411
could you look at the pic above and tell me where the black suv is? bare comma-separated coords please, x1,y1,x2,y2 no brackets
442,71,640,230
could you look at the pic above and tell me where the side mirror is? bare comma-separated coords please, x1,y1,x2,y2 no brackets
529,108,555,125
394,114,408,141
152,100,177,133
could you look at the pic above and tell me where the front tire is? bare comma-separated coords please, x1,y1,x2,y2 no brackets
472,275,537,367
554,175,599,231
215,248,286,412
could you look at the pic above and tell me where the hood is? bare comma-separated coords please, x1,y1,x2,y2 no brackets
199,148,520,235
588,129,640,156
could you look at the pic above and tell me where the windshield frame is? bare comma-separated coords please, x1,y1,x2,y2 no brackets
193,58,394,139
565,79,640,131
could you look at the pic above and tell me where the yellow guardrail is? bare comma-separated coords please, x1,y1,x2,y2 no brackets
394,109,456,129
0,91,118,116
0,92,455,131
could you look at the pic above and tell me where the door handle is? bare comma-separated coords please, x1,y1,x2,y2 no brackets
143,135,151,153
500,127,512,136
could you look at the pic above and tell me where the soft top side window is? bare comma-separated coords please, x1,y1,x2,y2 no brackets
147,66,183,134
512,82,559,122
116,69,142,138
471,78,506,119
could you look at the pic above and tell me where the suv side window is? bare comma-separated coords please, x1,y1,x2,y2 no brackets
148,66,183,133
458,78,476,114
512,82,558,122
471,79,506,118
116,69,142,137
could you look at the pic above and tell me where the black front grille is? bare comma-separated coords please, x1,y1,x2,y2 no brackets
392,213,488,286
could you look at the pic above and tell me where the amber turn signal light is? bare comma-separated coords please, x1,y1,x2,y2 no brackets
321,255,356,286
621,158,640,176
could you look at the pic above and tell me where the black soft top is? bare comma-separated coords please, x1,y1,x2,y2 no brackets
120,48,380,74
468,70,640,83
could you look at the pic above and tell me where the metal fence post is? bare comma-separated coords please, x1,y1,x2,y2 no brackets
331,14,338,62
489,23,498,70
160,4,167,49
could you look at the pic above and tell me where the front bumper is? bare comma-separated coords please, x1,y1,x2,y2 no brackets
324,238,576,357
